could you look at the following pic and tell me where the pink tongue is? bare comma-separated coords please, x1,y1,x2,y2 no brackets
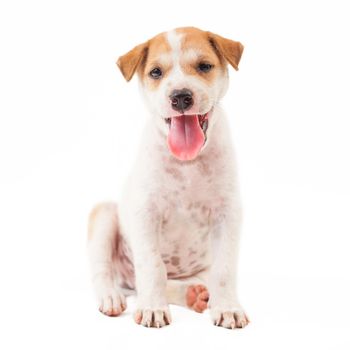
167,115,205,161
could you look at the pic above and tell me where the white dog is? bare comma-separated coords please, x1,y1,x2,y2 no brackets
88,27,249,329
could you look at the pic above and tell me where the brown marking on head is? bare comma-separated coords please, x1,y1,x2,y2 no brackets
173,27,224,85
175,27,244,82
117,27,243,84
208,31,244,70
117,32,172,85
117,42,148,82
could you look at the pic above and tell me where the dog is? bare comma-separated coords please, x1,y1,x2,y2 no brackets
88,27,249,329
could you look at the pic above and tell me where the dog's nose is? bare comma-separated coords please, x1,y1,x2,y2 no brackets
169,89,193,112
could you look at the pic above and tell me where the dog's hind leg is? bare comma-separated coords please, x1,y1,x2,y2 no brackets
166,269,210,313
87,202,130,317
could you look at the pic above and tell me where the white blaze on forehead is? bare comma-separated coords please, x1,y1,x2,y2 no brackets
182,48,201,63
166,30,183,56
166,30,183,69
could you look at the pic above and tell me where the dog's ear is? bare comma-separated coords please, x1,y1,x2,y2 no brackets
117,42,148,81
208,33,244,70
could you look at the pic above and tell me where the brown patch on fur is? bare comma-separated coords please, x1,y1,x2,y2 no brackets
208,31,244,70
117,27,243,84
142,33,172,90
176,27,224,84
165,167,185,181
197,160,212,177
170,256,180,266
201,205,208,214
117,42,148,81
117,31,172,86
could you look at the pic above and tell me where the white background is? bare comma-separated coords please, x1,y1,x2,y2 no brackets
0,0,349,349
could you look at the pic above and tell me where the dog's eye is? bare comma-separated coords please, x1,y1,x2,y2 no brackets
149,67,162,79
197,63,213,73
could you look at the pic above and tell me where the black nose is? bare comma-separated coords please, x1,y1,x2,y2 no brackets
169,89,193,112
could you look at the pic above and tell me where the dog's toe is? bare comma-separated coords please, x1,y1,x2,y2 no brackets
134,307,171,328
98,291,126,317
211,306,249,329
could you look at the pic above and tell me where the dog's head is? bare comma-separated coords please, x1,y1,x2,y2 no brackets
117,27,243,161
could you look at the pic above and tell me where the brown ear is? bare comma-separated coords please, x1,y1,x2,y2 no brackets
116,42,148,81
208,33,244,70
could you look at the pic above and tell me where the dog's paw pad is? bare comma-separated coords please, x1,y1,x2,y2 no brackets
98,292,126,317
186,284,209,313
211,307,249,329
134,308,171,328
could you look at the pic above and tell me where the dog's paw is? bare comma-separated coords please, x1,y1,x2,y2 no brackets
134,307,172,328
211,306,249,329
186,284,209,313
98,289,127,317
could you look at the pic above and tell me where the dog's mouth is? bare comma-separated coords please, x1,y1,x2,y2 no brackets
165,112,210,161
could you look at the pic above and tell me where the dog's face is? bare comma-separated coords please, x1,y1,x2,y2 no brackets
117,27,243,161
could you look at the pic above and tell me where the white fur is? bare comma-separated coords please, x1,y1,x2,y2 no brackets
88,29,248,328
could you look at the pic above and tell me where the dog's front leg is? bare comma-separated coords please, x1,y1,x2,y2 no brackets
209,205,249,329
127,210,171,328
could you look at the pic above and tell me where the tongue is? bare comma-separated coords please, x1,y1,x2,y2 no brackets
167,115,205,161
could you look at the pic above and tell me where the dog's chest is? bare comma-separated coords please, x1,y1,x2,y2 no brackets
159,200,212,278
158,162,219,278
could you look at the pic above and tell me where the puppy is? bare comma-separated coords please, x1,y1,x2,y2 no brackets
88,27,249,329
